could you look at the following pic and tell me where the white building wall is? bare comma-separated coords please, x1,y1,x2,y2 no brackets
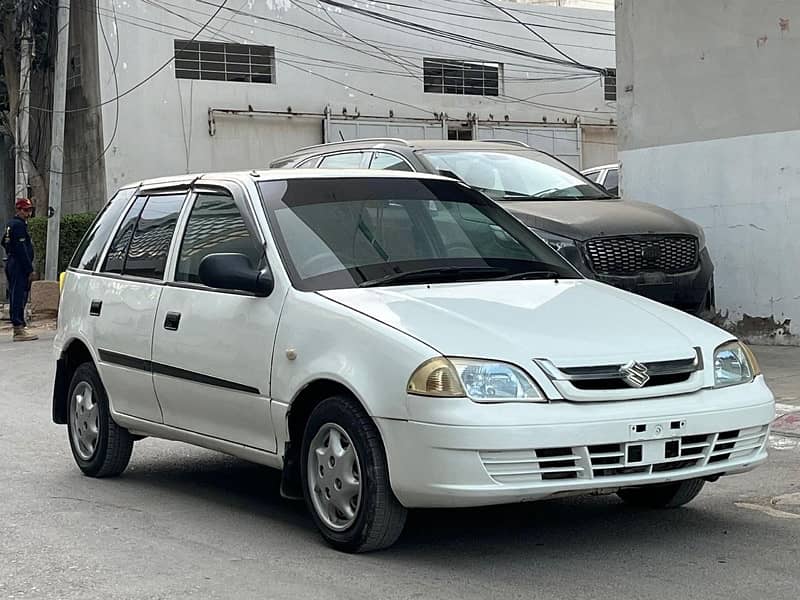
93,0,616,192
621,131,800,342
616,0,800,343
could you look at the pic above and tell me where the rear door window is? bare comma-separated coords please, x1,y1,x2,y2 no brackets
583,170,601,183
369,152,413,172
123,193,187,279
317,152,366,169
603,168,619,194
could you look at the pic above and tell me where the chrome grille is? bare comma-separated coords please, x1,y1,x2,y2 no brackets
479,426,768,484
585,235,699,275
536,349,702,394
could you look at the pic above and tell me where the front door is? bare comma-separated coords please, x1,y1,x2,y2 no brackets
151,186,282,452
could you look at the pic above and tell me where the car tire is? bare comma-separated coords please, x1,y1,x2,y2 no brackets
300,395,407,553
617,478,705,508
67,362,134,478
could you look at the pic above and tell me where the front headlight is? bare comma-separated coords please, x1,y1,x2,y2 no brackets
713,341,761,387
408,357,545,403
531,229,581,265
531,229,576,253
696,227,707,251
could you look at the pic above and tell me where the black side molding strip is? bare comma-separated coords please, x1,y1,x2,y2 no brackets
151,362,259,395
98,349,259,395
98,349,151,372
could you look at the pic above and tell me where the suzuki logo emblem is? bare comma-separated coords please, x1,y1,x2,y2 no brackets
619,361,650,388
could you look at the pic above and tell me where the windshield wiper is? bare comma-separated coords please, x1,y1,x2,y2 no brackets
494,270,562,281
359,266,507,288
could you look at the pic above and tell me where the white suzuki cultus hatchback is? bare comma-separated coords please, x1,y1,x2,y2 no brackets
54,171,774,552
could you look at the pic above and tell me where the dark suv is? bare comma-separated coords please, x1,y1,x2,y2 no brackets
271,139,714,315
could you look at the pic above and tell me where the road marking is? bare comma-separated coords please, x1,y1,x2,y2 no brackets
735,502,800,519
771,492,800,506
769,435,800,450
772,413,800,438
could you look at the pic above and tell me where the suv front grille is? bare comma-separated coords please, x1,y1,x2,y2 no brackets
585,235,699,275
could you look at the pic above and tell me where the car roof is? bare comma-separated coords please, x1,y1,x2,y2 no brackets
124,169,455,189
582,163,619,172
273,138,547,162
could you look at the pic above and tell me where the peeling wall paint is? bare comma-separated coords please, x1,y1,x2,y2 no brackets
711,312,798,346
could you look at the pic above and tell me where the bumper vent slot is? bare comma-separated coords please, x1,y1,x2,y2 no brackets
479,448,581,483
479,426,768,486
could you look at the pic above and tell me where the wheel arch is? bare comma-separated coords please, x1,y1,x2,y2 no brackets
53,337,97,424
279,377,375,500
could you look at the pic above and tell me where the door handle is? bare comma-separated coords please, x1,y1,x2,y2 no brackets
164,312,181,331
89,300,102,316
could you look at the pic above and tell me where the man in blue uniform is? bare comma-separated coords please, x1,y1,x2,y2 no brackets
2,198,38,342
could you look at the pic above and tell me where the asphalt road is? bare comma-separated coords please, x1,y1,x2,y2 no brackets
2,332,799,600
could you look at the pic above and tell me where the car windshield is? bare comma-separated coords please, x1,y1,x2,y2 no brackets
419,149,613,200
258,177,580,291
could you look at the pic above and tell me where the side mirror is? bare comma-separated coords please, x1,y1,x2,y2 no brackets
198,253,274,297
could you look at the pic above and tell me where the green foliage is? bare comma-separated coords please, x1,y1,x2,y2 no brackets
28,213,96,275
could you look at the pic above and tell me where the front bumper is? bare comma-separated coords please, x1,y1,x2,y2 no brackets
377,377,773,508
589,248,715,314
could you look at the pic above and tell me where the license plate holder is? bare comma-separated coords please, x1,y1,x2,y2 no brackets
625,439,679,465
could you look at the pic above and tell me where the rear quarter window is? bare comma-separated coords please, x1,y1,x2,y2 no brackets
69,188,136,271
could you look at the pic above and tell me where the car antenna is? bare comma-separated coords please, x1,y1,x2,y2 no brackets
339,130,345,141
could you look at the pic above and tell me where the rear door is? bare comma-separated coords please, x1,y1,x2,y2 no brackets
92,190,188,422
150,182,284,452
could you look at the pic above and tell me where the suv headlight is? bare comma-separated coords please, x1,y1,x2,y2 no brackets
713,341,761,387
408,357,545,403
531,229,581,264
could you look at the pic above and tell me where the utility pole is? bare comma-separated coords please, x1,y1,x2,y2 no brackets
45,0,70,281
14,6,32,200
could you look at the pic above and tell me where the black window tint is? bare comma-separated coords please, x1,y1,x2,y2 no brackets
176,193,261,284
123,194,186,279
369,152,413,172
603,169,619,194
102,196,147,274
70,188,135,270
318,152,365,169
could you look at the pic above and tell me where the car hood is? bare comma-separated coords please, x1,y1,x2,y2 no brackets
318,280,728,367
499,198,701,241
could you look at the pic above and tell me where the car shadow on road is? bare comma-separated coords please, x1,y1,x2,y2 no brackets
112,445,776,563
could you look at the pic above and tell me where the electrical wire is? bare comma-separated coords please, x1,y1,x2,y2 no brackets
286,0,422,81
185,0,609,78
436,0,615,26
290,0,614,54
45,0,121,176
165,1,616,114
144,0,617,116
359,0,615,36
307,0,606,73
479,0,600,72
189,0,606,76
31,0,231,115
